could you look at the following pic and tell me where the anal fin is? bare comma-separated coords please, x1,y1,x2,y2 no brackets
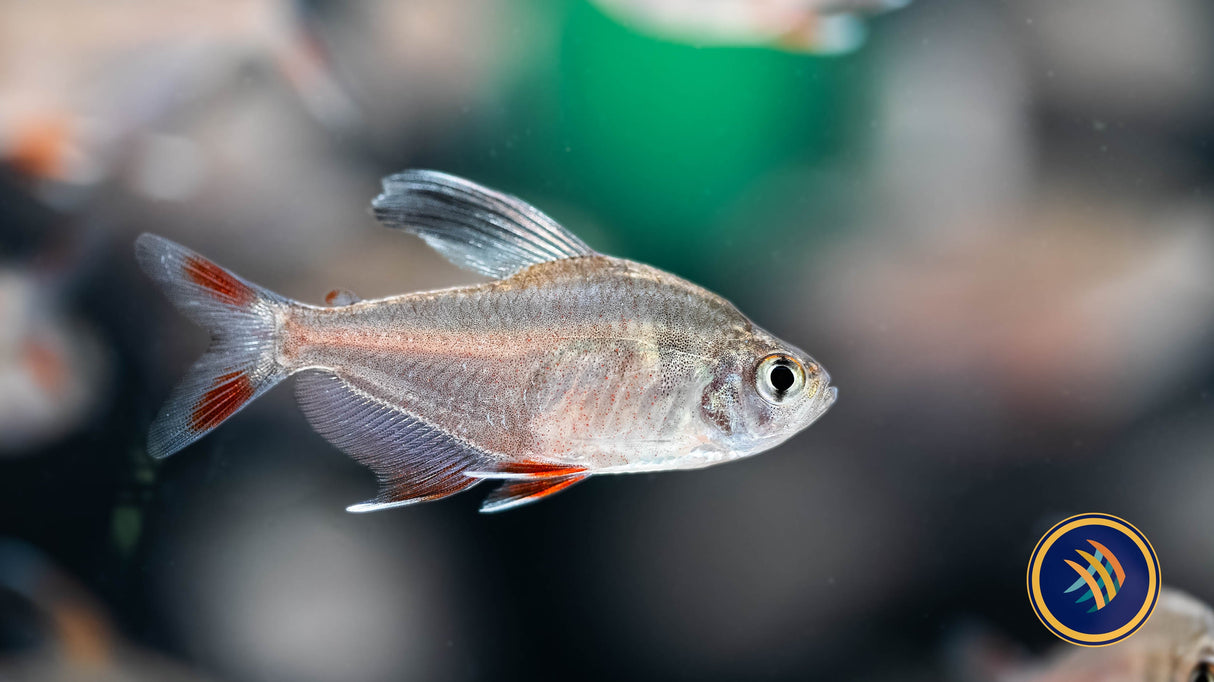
480,474,588,514
467,461,589,480
295,370,490,512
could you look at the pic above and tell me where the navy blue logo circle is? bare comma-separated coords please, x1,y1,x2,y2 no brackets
1027,513,1160,646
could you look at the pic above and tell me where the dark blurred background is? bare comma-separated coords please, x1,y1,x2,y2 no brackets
1,0,1213,680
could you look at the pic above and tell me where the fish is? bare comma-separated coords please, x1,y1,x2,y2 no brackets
813,199,1214,431
590,0,910,54
955,587,1214,682
0,538,217,681
0,0,357,188
136,170,836,513
0,265,108,455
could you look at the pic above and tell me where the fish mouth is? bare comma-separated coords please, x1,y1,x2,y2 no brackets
817,384,838,414
811,364,837,410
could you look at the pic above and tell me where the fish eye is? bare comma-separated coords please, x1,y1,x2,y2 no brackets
756,354,806,404
1191,661,1214,682
770,365,795,392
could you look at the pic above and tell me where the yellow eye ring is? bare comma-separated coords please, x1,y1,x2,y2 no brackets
755,354,805,404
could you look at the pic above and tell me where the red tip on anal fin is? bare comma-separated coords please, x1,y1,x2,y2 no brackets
189,371,255,432
184,255,253,307
492,461,589,478
480,474,588,513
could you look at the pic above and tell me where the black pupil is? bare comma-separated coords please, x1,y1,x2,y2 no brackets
769,365,795,392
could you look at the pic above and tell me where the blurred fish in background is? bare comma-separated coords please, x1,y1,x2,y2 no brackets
590,0,909,53
951,587,1214,682
0,239,108,455
0,0,522,275
814,200,1214,429
0,0,358,204
0,539,215,681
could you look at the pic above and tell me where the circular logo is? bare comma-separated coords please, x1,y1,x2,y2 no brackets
1026,513,1160,647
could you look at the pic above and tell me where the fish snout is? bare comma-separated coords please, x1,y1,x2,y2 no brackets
809,364,836,409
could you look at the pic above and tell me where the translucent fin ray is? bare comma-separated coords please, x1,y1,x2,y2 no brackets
135,234,289,459
370,169,596,278
295,370,491,511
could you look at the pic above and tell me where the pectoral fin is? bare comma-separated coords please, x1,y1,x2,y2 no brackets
479,474,589,513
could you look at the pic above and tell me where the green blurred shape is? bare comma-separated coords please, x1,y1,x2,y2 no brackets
462,0,873,289
549,0,866,277
111,505,142,557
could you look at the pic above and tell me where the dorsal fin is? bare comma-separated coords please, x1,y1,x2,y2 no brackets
370,170,596,278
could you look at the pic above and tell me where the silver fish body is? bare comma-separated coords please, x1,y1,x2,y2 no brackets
285,255,832,471
137,170,836,512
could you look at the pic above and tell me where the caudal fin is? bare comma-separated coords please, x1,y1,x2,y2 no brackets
135,234,290,459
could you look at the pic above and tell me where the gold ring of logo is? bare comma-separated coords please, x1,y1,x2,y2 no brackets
1026,513,1159,647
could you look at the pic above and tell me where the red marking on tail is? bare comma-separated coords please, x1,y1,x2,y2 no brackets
184,255,252,307
496,461,589,478
189,371,255,432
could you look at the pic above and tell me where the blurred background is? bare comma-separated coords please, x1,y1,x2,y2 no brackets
1,0,1213,680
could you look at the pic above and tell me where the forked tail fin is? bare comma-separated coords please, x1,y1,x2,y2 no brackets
135,234,291,459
